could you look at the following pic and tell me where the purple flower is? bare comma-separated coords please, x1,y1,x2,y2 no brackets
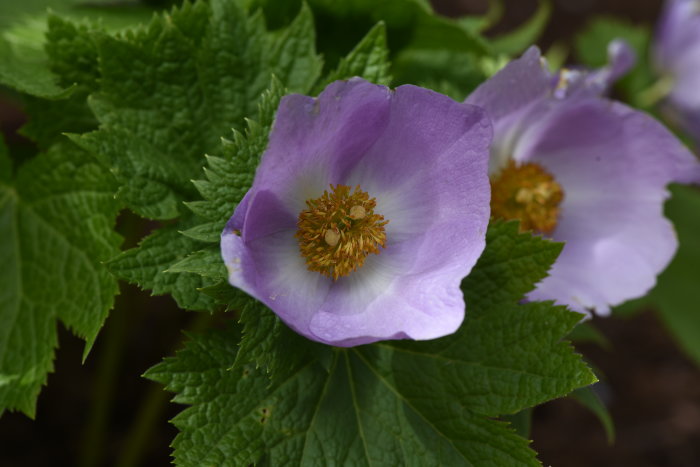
221,78,492,346
467,47,699,315
654,0,700,141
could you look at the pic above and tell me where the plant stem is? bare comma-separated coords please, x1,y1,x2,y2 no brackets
115,311,215,467
78,290,132,467
638,74,674,108
78,211,146,467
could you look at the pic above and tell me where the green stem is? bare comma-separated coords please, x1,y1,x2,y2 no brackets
78,211,145,467
637,74,675,108
114,381,170,467
115,311,215,467
79,291,132,467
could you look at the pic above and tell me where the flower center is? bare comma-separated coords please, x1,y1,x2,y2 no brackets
490,160,564,235
295,184,388,280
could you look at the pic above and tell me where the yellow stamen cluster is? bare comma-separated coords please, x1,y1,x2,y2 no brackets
490,160,564,235
296,184,388,280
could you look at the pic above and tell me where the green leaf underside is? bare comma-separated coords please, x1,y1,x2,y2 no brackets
0,0,143,31
570,386,615,444
147,220,595,465
0,33,73,99
72,0,322,220
0,142,121,417
18,15,105,147
0,1,153,98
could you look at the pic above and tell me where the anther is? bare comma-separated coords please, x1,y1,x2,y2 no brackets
324,229,340,247
349,205,366,220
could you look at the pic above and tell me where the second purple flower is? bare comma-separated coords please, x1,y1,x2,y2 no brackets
467,46,699,316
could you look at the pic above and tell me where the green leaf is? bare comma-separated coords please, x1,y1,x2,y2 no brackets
0,0,137,31
107,75,288,313
74,0,322,220
489,0,552,56
234,300,327,383
0,1,153,98
570,386,615,444
106,222,218,311
501,408,533,439
315,21,391,91
149,326,535,467
462,219,563,314
167,247,227,280
149,220,595,465
183,78,285,246
0,29,73,98
242,0,490,72
392,48,486,100
44,14,101,89
18,13,141,148
71,128,196,220
0,141,121,417
645,185,700,364
574,17,654,107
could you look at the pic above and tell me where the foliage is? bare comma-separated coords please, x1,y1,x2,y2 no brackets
3,0,693,464
0,140,121,417
147,221,594,466
644,185,700,365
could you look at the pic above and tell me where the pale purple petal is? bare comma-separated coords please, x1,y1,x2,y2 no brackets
515,99,694,313
576,39,636,95
655,0,700,141
656,0,700,71
467,46,551,122
310,269,466,346
467,47,553,174
547,40,635,99
245,78,392,217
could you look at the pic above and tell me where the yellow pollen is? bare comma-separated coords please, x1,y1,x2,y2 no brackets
490,160,564,235
295,184,388,280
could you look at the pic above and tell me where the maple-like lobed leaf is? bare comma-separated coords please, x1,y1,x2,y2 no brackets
71,0,322,220
0,141,121,417
146,221,595,466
